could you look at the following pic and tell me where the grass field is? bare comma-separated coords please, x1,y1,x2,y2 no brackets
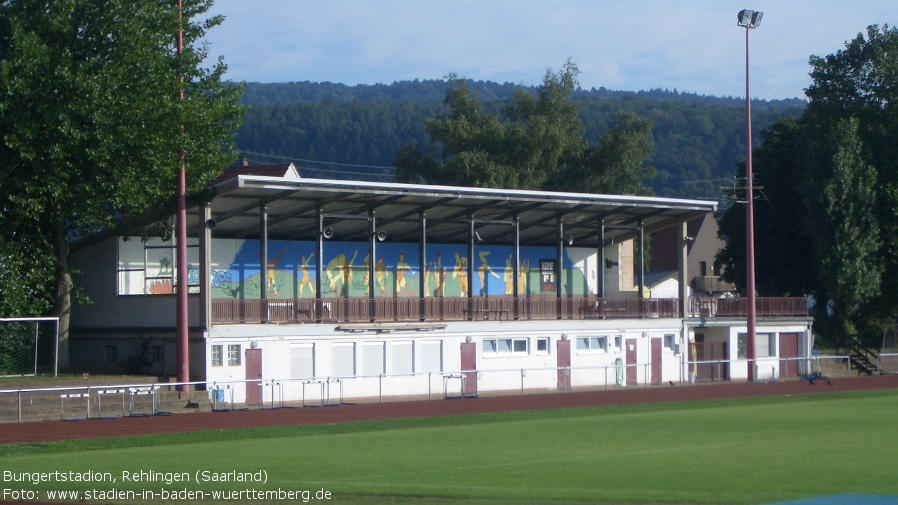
2,389,897,504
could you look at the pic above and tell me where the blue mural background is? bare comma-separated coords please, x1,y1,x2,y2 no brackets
210,239,589,299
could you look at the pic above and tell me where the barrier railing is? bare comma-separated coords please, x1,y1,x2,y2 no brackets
685,355,853,383
0,355,857,424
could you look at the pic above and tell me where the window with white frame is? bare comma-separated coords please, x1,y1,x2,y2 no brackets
576,336,608,352
227,344,241,366
614,335,623,352
332,343,355,377
536,337,550,354
363,342,386,376
663,334,676,351
420,341,442,372
391,341,414,375
290,344,314,378
483,337,528,355
211,345,223,366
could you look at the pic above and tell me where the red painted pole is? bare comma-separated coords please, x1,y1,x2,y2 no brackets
744,26,757,382
176,0,190,391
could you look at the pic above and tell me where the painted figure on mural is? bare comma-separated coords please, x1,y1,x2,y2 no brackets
258,249,286,297
477,251,500,297
453,252,468,297
428,251,444,297
505,255,514,295
362,254,370,293
325,250,358,297
342,250,358,297
395,252,416,295
520,259,530,295
299,253,314,297
375,256,388,295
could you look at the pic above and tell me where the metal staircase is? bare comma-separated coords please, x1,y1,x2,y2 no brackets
842,336,881,376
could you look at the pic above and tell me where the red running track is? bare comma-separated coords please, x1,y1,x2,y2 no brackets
2,375,896,445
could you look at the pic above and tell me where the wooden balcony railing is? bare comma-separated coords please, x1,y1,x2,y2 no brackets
689,297,808,318
210,296,807,325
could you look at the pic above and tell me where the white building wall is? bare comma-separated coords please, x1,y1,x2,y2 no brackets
205,318,688,403
688,322,812,382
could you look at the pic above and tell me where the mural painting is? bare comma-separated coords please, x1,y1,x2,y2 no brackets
121,237,596,298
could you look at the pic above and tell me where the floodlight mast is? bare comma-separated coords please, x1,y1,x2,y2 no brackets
176,0,189,391
738,9,761,381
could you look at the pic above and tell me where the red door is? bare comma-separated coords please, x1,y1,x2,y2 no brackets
651,338,662,385
556,339,571,390
245,348,262,406
779,333,799,379
626,339,637,385
460,342,477,396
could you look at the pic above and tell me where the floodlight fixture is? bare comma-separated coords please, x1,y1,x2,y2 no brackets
738,8,762,380
322,227,334,239
737,9,762,29
376,230,387,242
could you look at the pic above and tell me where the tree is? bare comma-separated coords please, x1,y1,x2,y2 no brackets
716,119,819,297
395,61,655,195
807,119,881,331
717,24,898,341
0,0,244,367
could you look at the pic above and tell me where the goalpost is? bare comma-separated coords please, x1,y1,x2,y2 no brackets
0,317,59,377
881,324,898,375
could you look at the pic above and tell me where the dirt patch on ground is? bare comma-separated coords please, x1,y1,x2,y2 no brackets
1,375,896,445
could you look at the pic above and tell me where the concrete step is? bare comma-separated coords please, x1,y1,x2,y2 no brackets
817,356,862,378
157,390,212,414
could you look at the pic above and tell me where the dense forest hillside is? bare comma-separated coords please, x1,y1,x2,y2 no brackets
235,80,805,200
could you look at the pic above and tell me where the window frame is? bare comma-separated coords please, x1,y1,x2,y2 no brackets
104,345,118,363
536,337,550,355
211,345,223,367
663,334,676,351
227,344,241,366
576,335,608,353
483,337,529,356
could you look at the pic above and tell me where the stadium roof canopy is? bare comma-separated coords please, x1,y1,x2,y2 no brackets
196,175,717,248
71,167,717,251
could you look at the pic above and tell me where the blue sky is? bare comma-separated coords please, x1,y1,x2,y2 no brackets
203,1,896,101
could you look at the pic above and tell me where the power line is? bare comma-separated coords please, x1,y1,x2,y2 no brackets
240,150,396,171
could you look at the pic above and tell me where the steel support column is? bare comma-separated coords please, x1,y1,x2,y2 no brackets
637,219,645,300
419,210,427,321
677,219,688,319
316,206,324,322
199,205,212,330
598,219,605,299
467,214,475,319
556,217,564,319
368,209,377,321
260,204,268,323
513,213,520,319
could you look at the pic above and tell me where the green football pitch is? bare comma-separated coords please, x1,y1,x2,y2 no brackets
2,389,897,504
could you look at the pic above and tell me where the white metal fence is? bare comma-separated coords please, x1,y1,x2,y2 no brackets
0,355,860,424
